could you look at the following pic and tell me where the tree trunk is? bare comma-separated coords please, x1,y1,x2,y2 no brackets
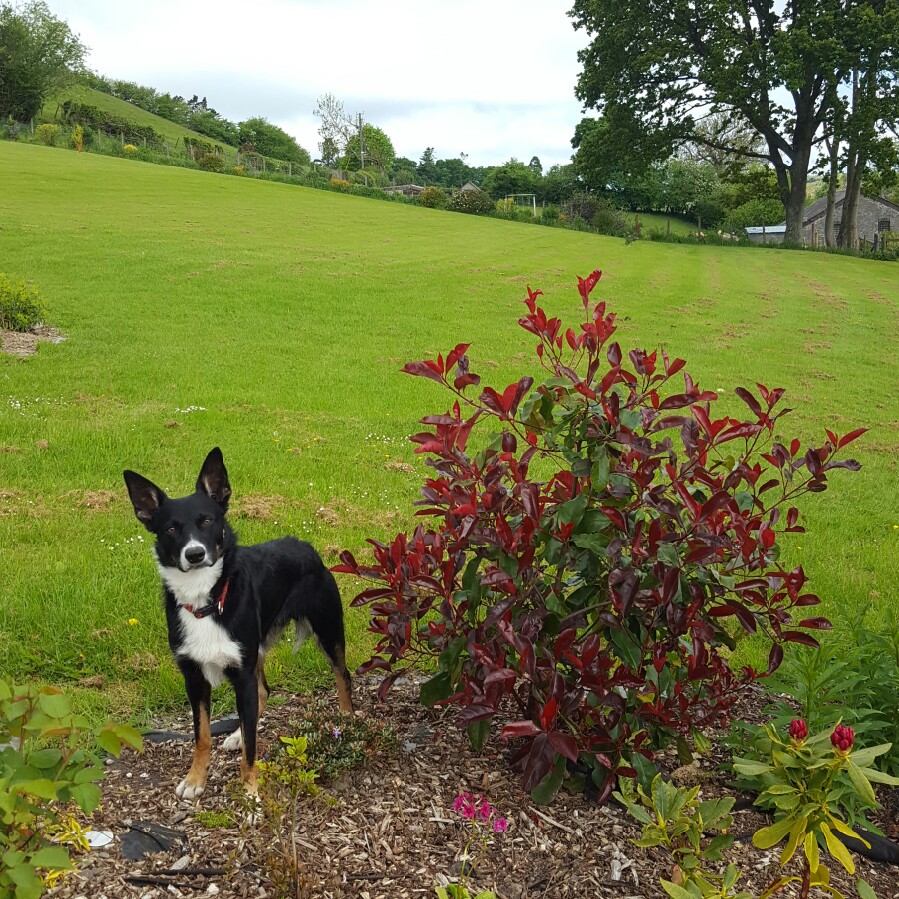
823,136,838,248
842,167,863,250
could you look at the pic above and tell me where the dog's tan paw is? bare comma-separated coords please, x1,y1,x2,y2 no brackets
222,728,243,752
176,776,206,800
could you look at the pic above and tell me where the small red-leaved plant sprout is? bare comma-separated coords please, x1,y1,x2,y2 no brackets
334,270,865,805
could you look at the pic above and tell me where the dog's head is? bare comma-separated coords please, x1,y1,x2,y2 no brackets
123,448,232,572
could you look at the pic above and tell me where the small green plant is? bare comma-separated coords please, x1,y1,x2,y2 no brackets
734,719,899,898
0,678,142,899
614,774,749,898
72,124,83,153
193,809,234,828
242,735,319,899
0,274,47,332
285,695,398,782
34,124,60,147
436,886,497,899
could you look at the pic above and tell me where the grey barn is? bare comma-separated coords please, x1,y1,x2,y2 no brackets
747,191,899,246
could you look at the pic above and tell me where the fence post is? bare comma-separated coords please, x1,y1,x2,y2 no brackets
288,162,292,177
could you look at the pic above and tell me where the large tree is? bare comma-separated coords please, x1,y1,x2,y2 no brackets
0,1,86,121
342,123,395,174
238,117,310,165
570,0,851,242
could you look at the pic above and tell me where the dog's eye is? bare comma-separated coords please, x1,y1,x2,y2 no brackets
166,526,176,535
200,516,213,527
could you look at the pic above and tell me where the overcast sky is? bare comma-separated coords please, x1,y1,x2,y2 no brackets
47,0,589,169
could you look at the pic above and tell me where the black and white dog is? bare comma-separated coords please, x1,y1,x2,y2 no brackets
124,448,352,799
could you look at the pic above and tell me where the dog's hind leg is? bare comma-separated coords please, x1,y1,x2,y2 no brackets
312,619,353,713
177,663,212,800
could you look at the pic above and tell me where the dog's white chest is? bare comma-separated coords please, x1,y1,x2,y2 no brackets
176,613,243,687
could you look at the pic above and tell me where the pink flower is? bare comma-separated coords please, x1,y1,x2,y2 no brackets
788,718,808,743
461,799,477,820
493,817,508,833
831,724,854,754
477,799,493,822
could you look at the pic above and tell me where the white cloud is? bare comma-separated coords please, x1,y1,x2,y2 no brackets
47,0,587,167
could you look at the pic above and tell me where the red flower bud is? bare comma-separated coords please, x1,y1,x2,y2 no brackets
788,718,808,742
830,724,854,753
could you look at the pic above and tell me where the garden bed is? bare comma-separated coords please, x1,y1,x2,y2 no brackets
48,676,898,899
0,324,66,356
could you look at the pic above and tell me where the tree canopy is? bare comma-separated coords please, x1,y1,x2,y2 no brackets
238,117,310,165
0,0,86,121
569,0,899,243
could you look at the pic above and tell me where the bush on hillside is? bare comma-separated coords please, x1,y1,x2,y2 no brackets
0,275,47,331
447,186,494,215
197,152,225,172
419,186,447,209
337,270,864,806
34,123,61,146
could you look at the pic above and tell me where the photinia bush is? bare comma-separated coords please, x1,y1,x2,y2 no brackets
335,270,865,805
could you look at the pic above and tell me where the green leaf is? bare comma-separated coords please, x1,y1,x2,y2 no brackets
419,671,452,707
30,846,73,870
819,822,855,874
656,543,680,567
25,748,62,769
845,759,876,806
13,778,59,801
856,878,877,899
591,447,610,492
571,532,610,555
733,759,772,777
858,765,899,786
37,692,70,719
557,493,588,527
467,720,490,752
531,755,565,806
660,881,696,899
753,816,795,849
847,744,892,768
803,830,820,873
69,782,102,813
108,723,144,752
95,728,122,757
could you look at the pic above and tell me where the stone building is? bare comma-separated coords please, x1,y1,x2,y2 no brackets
746,191,899,246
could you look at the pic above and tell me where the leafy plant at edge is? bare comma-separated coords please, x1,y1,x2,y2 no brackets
0,678,142,899
335,269,865,806
615,774,750,899
734,719,899,899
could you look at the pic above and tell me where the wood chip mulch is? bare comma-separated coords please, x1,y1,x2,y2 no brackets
48,677,899,899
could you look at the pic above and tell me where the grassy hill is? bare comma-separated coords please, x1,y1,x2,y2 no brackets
1,141,897,723
42,83,239,163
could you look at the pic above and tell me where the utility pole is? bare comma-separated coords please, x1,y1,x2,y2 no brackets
357,112,366,184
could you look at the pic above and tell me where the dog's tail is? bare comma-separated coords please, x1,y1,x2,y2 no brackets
293,618,312,652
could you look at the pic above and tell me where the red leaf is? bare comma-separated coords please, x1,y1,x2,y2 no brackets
577,269,603,303
782,631,821,648
402,360,444,383
541,697,559,731
500,720,541,741
838,428,867,449
548,730,579,763
446,343,471,373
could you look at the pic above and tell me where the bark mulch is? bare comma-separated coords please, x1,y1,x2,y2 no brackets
48,677,899,899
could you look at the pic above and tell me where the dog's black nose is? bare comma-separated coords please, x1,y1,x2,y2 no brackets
185,547,206,565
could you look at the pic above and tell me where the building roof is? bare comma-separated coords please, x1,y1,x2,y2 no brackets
777,191,899,227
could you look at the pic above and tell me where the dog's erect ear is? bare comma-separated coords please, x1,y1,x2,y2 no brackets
196,447,231,509
123,470,166,529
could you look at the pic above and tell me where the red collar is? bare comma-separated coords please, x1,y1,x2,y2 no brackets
183,579,230,619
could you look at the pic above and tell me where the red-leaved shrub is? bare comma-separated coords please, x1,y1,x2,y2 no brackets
335,270,865,804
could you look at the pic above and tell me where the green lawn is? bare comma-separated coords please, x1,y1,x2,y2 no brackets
1,141,897,725
41,84,239,163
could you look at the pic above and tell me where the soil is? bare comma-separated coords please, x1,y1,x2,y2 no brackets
0,324,66,356
47,678,899,899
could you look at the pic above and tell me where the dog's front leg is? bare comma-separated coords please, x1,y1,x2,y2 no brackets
177,663,212,800
231,668,260,795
